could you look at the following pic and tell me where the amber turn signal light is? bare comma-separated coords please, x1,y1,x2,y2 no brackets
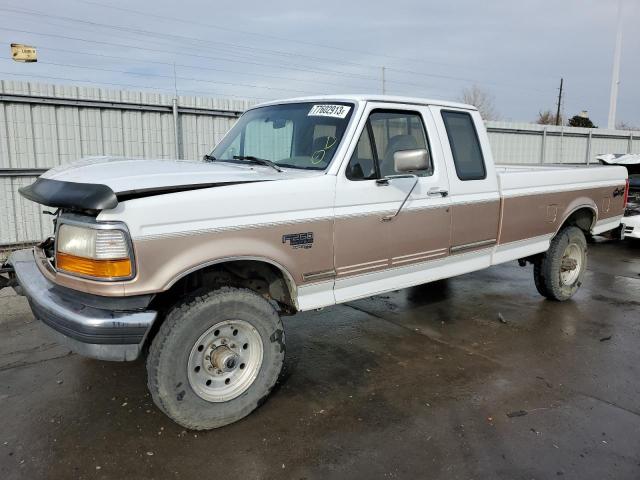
57,252,132,279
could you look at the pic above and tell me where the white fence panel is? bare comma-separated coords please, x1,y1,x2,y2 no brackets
488,130,543,164
591,135,633,159
0,175,51,245
486,121,638,165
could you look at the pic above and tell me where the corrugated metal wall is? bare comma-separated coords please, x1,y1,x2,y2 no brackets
0,80,253,246
1,80,639,247
486,121,639,165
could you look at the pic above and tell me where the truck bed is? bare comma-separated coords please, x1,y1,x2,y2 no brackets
492,163,627,264
496,163,627,195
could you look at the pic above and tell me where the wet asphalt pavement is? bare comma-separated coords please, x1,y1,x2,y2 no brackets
1,239,639,480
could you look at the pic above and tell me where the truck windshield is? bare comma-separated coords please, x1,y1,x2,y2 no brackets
209,102,354,170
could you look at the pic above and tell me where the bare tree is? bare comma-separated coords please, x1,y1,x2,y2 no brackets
459,85,499,120
615,121,638,131
536,109,562,125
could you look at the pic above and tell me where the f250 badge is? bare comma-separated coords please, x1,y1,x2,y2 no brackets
282,232,314,249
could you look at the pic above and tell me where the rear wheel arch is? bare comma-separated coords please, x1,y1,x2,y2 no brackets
556,205,597,236
534,225,587,301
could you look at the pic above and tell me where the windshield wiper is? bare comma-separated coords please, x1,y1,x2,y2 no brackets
233,155,282,172
277,163,324,170
202,154,217,162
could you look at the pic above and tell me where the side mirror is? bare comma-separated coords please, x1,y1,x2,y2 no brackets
393,149,430,173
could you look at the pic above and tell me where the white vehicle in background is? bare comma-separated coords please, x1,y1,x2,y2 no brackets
597,154,640,239
624,209,640,239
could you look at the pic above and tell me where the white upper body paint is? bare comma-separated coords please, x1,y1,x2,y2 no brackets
42,156,321,193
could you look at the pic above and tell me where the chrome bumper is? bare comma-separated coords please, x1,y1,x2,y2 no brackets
8,249,157,361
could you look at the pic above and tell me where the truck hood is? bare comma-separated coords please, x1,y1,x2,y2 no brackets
20,156,321,210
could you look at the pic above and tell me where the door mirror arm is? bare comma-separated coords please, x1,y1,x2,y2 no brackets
380,174,419,222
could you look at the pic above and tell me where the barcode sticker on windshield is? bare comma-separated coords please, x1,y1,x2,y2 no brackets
308,104,351,118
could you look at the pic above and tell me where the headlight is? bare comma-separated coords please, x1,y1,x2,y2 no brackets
56,223,133,280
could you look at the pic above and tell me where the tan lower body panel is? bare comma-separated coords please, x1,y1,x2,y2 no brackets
128,219,335,296
499,184,625,245
450,200,500,253
334,206,451,277
334,212,389,277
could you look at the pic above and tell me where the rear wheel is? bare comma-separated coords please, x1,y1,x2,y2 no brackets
533,226,587,301
147,287,285,430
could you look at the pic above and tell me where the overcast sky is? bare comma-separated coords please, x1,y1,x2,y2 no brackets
1,0,638,126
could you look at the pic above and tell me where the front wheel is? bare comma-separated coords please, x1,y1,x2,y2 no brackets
533,226,587,301
146,287,285,430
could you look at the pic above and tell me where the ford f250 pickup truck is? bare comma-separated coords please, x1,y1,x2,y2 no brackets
7,95,629,429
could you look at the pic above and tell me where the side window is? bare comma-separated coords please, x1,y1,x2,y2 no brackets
345,125,376,180
370,112,430,177
346,110,431,180
441,111,486,180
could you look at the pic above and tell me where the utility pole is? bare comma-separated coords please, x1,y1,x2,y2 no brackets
381,66,386,95
555,78,563,126
173,62,178,98
608,0,623,129
172,62,180,159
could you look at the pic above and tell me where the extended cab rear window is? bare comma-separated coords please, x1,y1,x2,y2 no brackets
441,111,486,181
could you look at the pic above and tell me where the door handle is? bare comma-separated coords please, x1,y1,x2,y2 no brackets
428,187,448,197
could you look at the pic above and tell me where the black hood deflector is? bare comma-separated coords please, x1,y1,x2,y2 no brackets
19,177,267,211
19,178,118,210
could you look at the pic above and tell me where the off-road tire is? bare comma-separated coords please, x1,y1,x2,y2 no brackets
146,287,285,430
533,226,587,301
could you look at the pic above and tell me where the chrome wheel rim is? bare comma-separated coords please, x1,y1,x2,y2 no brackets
187,319,263,402
560,242,582,285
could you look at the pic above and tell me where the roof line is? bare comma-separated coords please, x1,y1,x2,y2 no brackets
252,94,477,111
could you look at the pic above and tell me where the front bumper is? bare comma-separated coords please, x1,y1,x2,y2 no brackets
8,249,157,361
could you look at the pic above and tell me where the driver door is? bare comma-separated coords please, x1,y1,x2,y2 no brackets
333,103,451,303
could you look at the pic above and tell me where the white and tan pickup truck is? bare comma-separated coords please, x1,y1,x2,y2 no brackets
6,95,629,429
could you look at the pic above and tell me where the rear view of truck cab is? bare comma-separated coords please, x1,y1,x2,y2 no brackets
7,95,628,430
